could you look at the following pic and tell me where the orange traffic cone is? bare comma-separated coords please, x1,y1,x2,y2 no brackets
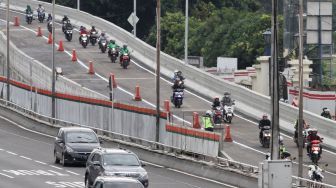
58,40,64,51
47,33,52,44
224,124,233,142
14,16,19,26
193,112,201,129
71,49,77,61
36,27,43,37
164,100,170,112
110,73,117,88
88,61,95,74
133,85,142,101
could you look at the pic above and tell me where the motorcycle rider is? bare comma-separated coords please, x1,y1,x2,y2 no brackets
37,4,45,18
25,5,33,22
90,26,97,34
172,70,185,82
171,77,184,101
79,26,88,43
47,13,52,22
212,97,221,110
259,114,271,140
221,92,233,106
321,108,332,119
98,33,107,48
306,128,322,156
308,165,324,182
294,119,308,141
64,20,73,31
202,110,214,132
279,136,291,160
107,39,119,56
119,44,130,62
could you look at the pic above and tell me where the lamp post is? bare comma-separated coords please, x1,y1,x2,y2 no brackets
77,0,80,10
263,29,272,56
155,0,161,142
6,0,10,101
51,0,56,119
184,0,188,64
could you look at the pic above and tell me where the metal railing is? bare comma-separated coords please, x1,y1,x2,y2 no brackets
292,176,336,188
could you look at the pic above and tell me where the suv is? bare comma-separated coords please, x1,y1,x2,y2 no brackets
54,127,101,166
85,148,148,188
92,176,144,188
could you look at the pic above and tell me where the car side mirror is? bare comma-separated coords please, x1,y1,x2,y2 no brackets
141,162,146,167
56,138,63,143
99,138,103,144
93,161,101,166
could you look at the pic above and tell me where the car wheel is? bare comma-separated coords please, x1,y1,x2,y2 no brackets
61,153,67,167
85,177,91,188
54,151,60,164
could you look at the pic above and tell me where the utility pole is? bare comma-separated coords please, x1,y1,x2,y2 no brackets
297,0,305,184
270,0,280,160
6,0,10,101
155,0,161,142
184,0,188,64
133,0,136,37
51,0,56,118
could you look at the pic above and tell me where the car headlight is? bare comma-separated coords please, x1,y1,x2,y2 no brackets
66,146,74,153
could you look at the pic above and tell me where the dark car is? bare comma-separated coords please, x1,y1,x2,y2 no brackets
85,148,148,188
54,127,101,166
92,176,144,188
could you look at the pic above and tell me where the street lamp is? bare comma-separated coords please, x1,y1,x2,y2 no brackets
263,29,271,56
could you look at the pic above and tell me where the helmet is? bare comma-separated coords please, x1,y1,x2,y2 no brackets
206,110,212,116
38,4,42,6
101,33,105,36
214,96,219,100
174,70,179,75
92,26,95,29
262,114,268,119
224,92,230,95
48,13,51,17
177,71,182,76
325,108,330,112
311,128,318,134
123,44,127,48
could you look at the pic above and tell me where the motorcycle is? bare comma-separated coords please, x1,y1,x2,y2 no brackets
26,13,33,24
260,126,271,148
172,88,184,108
80,34,89,48
223,105,234,123
37,12,45,23
64,29,73,42
213,106,223,124
309,140,322,165
90,31,98,46
99,39,107,53
47,21,52,33
109,48,118,63
120,53,130,69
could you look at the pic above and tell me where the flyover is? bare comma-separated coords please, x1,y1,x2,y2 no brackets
1,0,336,187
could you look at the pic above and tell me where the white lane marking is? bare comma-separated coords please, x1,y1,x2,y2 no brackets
0,172,14,179
49,165,63,170
233,141,267,155
166,168,238,188
141,160,164,168
66,170,80,176
35,160,47,165
0,148,3,151
6,151,17,156
20,156,32,160
0,115,55,140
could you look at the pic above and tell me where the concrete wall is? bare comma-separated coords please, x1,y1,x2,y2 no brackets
0,77,219,157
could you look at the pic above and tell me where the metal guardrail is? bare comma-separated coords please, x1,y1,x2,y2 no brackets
0,98,258,175
292,176,336,188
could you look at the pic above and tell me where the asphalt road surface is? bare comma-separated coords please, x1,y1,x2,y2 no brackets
0,115,235,188
1,8,336,185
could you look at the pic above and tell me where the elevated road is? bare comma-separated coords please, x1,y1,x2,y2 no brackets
1,8,336,185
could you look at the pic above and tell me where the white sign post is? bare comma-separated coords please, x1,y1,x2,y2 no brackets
127,12,139,36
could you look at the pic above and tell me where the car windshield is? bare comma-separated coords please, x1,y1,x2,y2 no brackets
104,182,143,188
65,132,98,143
103,154,140,166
